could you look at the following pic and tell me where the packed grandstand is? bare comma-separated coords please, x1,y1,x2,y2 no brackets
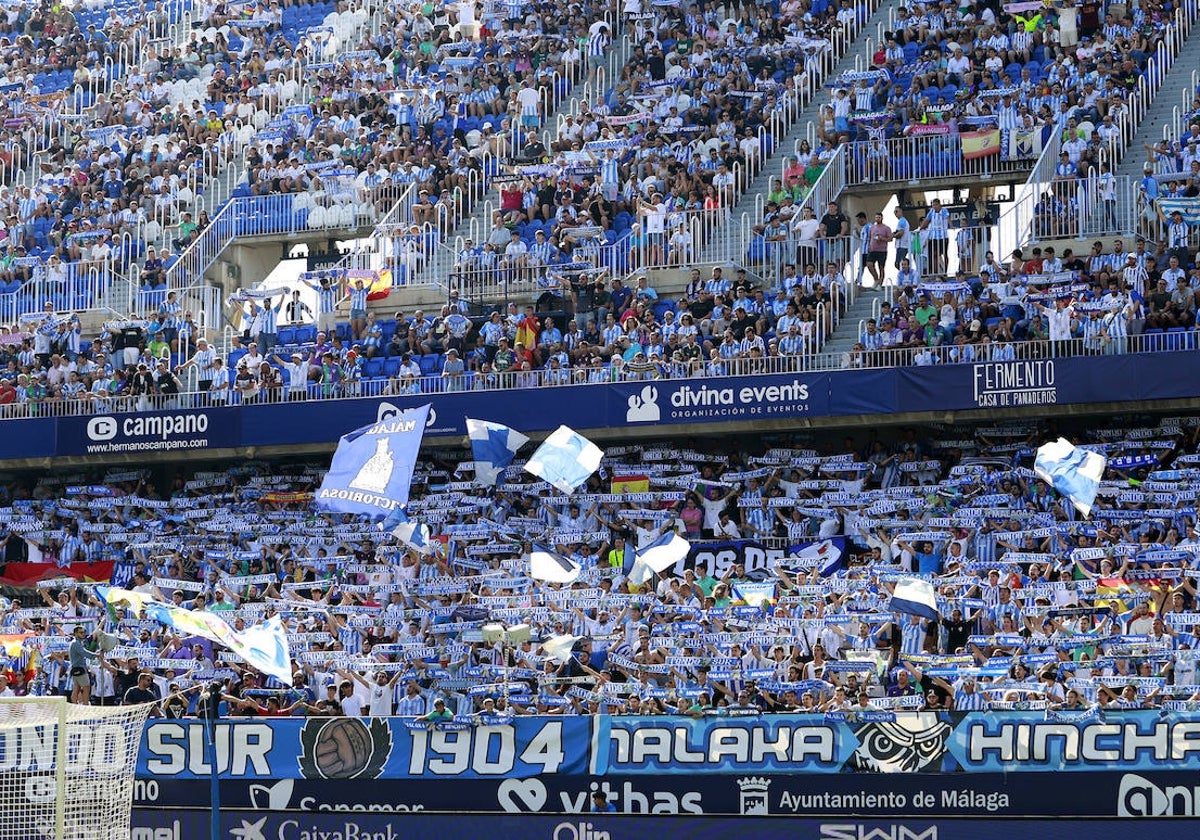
0,0,1196,735
2,417,1200,718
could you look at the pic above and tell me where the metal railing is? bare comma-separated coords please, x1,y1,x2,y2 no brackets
0,329,1190,420
162,192,392,290
840,134,1034,186
995,131,1062,257
1001,0,1200,249
130,283,224,335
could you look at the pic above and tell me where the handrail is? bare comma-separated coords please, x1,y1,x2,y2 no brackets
1,331,1191,419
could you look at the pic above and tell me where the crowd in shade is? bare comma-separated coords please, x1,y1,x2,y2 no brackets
2,417,1200,719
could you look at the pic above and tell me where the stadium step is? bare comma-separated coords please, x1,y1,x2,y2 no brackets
410,37,635,298
821,287,888,359
695,0,909,269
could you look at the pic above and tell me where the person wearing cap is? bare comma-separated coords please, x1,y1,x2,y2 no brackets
271,348,309,400
441,347,466,391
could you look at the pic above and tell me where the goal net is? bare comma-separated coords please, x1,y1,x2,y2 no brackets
0,697,153,840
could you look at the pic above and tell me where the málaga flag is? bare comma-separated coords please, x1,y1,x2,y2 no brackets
1034,437,1106,517
1005,126,1043,161
961,129,1000,160
466,418,528,486
890,577,939,619
1156,197,1200,225
316,404,430,516
525,425,603,494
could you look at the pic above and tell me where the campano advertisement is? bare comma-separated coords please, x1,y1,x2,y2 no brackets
58,406,240,456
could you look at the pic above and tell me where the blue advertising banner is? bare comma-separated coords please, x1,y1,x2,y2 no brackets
828,369,897,416
609,373,829,427
5,351,1200,462
55,406,240,457
136,717,590,780
126,770,1200,817
129,809,1200,840
133,712,1200,782
895,352,1193,414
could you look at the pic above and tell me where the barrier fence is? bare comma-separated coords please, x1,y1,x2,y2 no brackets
0,327,1191,423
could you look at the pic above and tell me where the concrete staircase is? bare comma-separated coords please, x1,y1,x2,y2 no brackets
409,39,635,293
696,0,907,266
1113,32,1200,183
819,288,887,360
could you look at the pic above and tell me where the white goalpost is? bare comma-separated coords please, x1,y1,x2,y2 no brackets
0,697,153,840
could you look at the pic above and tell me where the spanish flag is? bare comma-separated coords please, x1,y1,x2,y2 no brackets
367,269,394,301
1095,577,1133,610
961,129,1001,160
611,475,650,494
0,634,30,658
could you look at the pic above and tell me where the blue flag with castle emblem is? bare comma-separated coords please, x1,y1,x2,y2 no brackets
316,403,431,516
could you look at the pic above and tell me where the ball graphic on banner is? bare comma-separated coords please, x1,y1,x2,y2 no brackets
299,718,393,779
316,718,372,777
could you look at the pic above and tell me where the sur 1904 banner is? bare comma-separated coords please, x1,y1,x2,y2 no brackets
128,711,1200,781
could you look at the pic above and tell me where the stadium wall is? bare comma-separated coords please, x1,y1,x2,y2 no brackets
5,350,1200,467
121,712,1200,831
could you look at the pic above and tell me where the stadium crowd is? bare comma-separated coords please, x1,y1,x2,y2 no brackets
1,418,1200,718
2,0,621,314
1,0,858,337
2,216,1197,416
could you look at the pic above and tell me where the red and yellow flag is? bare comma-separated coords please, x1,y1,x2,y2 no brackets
611,475,650,494
0,633,31,658
961,129,1001,160
367,269,393,301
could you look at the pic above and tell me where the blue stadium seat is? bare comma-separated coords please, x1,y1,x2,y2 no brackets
1166,327,1193,350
